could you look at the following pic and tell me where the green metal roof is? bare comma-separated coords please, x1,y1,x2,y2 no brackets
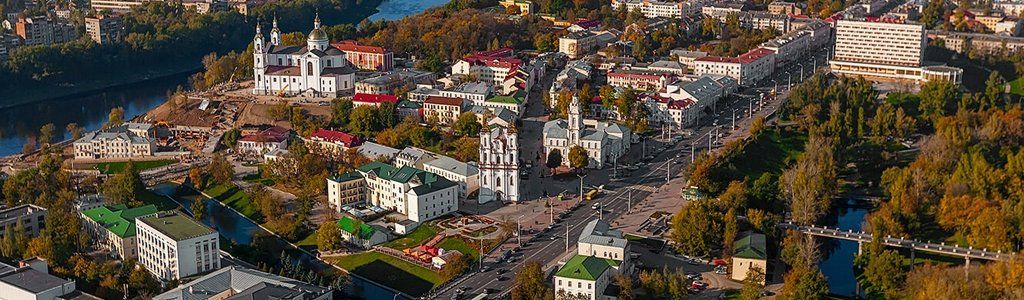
357,162,458,195
485,91,526,105
554,255,619,281
137,211,216,241
733,232,767,260
397,100,422,109
82,204,159,238
330,171,364,183
337,216,376,240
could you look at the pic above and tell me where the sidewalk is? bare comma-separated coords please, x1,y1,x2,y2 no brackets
462,196,579,260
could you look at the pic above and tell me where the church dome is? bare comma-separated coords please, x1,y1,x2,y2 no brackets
308,28,328,42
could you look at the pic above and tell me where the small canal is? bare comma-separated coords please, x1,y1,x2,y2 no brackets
818,198,870,298
150,183,409,299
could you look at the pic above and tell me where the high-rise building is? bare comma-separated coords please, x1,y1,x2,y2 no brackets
0,204,47,239
478,119,519,204
829,19,962,83
135,211,220,281
14,16,77,46
85,14,123,44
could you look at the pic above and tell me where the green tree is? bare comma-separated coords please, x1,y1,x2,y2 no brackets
669,199,723,256
861,249,907,299
568,146,589,170
208,154,235,186
128,262,161,296
316,220,343,252
722,208,738,257
777,267,829,299
101,161,144,207
453,112,482,137
331,98,354,127
511,261,552,300
439,252,471,282
348,105,380,136
222,128,241,148
918,80,959,121
546,149,563,173
108,107,125,128
984,71,1005,108
191,198,206,221
739,265,766,300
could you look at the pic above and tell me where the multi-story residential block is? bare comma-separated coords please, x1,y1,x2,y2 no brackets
478,119,519,204
85,14,122,44
356,162,459,226
422,156,479,200
607,68,676,90
306,128,362,155
0,259,91,300
670,49,707,71
611,0,708,18
327,172,366,210
553,219,632,300
423,96,465,125
136,211,220,281
236,126,289,157
768,1,804,15
154,265,333,300
694,47,775,86
252,16,357,98
15,15,77,46
934,31,1024,54
452,48,524,89
81,204,159,260
644,94,698,130
499,0,535,15
439,81,492,105
702,2,747,18
0,204,47,239
559,30,618,59
355,69,435,95
332,40,394,71
994,0,1024,16
830,19,962,84
73,126,156,159
658,75,738,114
543,97,632,168
183,0,228,14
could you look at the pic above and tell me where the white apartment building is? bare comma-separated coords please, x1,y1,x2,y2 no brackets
611,0,708,18
0,259,81,300
439,81,492,105
560,31,618,60
553,219,631,300
829,19,962,84
136,211,220,281
327,172,366,211
357,162,459,225
694,47,775,86
670,49,708,71
73,125,156,160
422,156,480,200
81,204,159,261
452,48,525,89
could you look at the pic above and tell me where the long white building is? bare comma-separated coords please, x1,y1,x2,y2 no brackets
611,0,709,18
829,19,962,83
356,162,459,224
73,124,156,160
136,211,220,281
694,47,775,86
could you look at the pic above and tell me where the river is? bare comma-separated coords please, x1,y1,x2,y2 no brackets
0,0,451,157
818,199,870,298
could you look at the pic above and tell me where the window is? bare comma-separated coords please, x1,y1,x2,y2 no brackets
307,62,314,76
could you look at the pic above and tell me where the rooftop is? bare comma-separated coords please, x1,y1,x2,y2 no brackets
357,162,459,195
337,216,376,240
425,95,465,106
578,219,628,249
0,261,72,294
153,266,329,300
423,156,479,178
734,232,767,260
82,204,160,238
137,211,216,241
0,204,46,221
353,93,399,104
554,255,619,281
238,126,290,143
332,40,390,54
310,128,361,147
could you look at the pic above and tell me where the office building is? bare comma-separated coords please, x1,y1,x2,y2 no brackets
830,19,962,83
136,211,220,281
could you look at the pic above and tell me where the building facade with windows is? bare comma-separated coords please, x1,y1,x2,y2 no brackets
136,211,220,281
694,47,775,86
81,204,159,261
478,120,520,204
85,14,122,44
553,219,631,300
543,97,631,169
332,40,393,71
252,16,357,98
356,162,459,224
830,19,962,84
0,204,47,239
423,96,466,125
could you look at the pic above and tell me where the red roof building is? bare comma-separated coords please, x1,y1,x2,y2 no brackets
332,40,394,71
310,129,362,148
352,93,399,107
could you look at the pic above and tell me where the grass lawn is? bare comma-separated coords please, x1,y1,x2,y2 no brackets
436,237,480,260
1010,77,1024,96
242,172,276,186
328,252,440,296
728,128,808,180
202,184,261,221
96,159,176,174
382,224,439,250
297,232,318,248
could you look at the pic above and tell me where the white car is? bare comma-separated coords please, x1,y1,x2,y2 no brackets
591,203,600,210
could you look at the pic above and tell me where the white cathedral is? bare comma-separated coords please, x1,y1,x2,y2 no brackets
479,118,520,204
543,96,632,169
252,14,356,98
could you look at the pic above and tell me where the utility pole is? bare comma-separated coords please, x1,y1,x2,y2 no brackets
565,221,569,251
732,109,736,130
666,159,672,182
516,215,524,247
758,92,763,111
628,188,633,213
690,141,695,163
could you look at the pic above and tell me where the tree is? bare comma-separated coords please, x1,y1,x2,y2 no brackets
222,128,241,148
38,123,55,147
316,220,344,252
984,71,1005,108
65,123,83,140
905,263,997,299
861,249,906,299
567,146,589,170
739,266,766,300
511,261,552,300
453,112,482,136
722,208,738,257
780,134,837,224
266,101,290,121
669,199,724,256
108,107,125,128
614,274,634,300
546,149,563,173
918,80,959,121
101,161,144,207
128,263,160,296
777,267,829,300
188,166,203,189
331,98,354,127
191,198,206,221
208,154,235,186
454,137,480,162
439,252,471,282
348,105,380,136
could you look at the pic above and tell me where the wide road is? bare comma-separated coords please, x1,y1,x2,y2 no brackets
436,44,832,299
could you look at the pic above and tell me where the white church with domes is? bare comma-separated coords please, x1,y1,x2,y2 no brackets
252,14,357,98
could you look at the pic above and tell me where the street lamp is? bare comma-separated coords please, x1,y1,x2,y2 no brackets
785,71,792,89
798,63,805,82
576,173,588,205
516,215,525,247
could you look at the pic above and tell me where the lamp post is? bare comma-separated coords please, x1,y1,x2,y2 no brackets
666,158,672,182
786,71,792,89
690,141,695,163
576,173,587,205
516,215,525,247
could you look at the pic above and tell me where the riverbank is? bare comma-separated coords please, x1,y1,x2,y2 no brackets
0,62,201,110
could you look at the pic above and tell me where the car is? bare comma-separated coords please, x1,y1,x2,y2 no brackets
480,265,492,273
497,276,509,281
496,268,507,275
691,281,708,289
685,272,701,280
591,203,601,210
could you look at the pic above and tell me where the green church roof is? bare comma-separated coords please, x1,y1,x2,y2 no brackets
554,255,619,281
337,216,376,240
82,204,160,238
